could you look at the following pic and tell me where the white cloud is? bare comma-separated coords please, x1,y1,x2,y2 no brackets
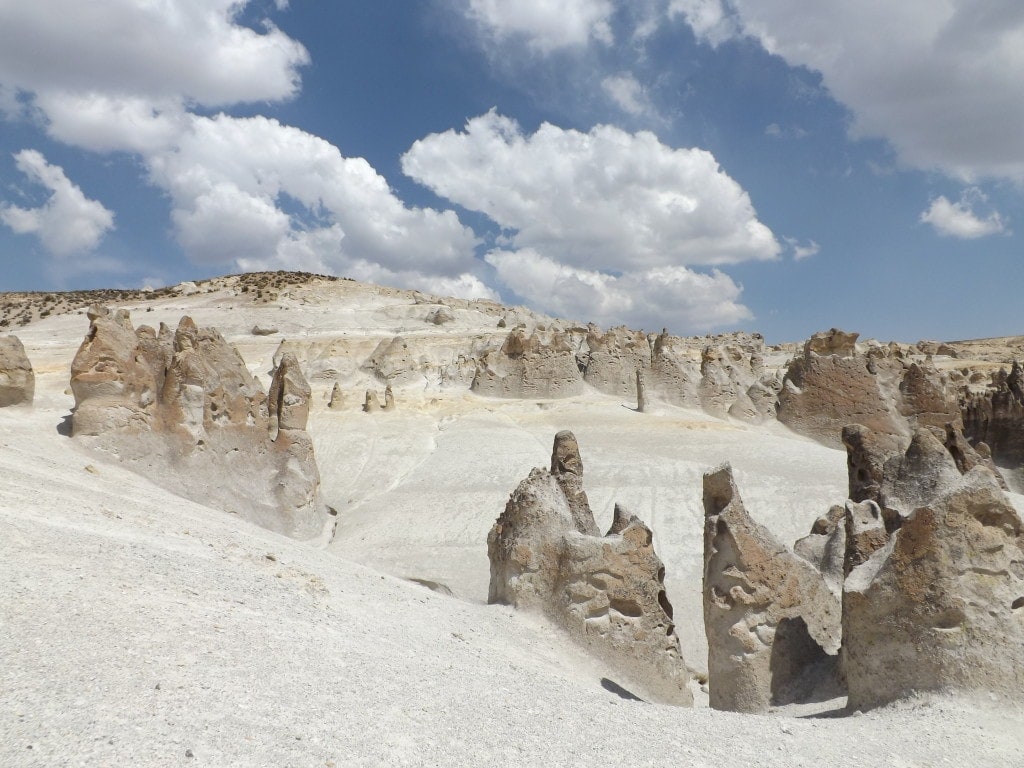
0,3,493,298
601,73,657,118
920,189,1007,239
147,114,488,296
465,0,614,52
403,111,772,330
402,110,780,271
1,149,114,257
486,248,751,330
784,236,819,260
0,1,308,109
675,1,1024,181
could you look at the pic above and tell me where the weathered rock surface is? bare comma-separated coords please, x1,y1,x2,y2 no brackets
962,361,1024,467
69,310,329,539
328,382,344,409
793,505,846,598
488,432,691,706
0,335,35,407
843,462,1024,709
702,464,842,713
580,326,651,397
777,331,907,448
471,327,584,399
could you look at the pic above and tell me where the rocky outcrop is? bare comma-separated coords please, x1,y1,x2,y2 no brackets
425,305,455,325
702,464,842,713
363,390,381,412
580,326,651,397
843,462,1024,709
328,382,344,409
698,344,762,418
793,505,846,598
777,330,907,448
488,432,691,706
962,361,1024,466
0,335,35,407
69,310,329,539
471,327,584,399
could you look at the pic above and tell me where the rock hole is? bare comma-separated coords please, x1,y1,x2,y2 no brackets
1012,597,1024,611
657,589,673,620
608,597,643,618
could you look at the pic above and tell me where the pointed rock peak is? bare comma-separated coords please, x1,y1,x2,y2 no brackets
803,328,858,358
702,463,739,518
86,304,110,322
173,316,199,350
550,430,583,478
112,309,133,330
903,426,960,476
608,502,636,536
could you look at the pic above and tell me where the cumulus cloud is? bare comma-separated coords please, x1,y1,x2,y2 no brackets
465,0,614,52
0,2,493,299
402,110,780,271
1,149,114,257
0,1,308,109
402,110,773,329
920,189,1007,239
674,1,1024,181
486,248,751,330
601,73,658,119
146,114,489,298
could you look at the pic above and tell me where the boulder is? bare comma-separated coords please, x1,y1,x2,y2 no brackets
425,305,455,325
702,464,842,713
488,432,691,706
0,335,35,407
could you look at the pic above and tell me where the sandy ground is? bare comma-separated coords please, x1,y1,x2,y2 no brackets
3,281,1023,766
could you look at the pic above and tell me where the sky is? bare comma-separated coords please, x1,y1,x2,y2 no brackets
1,1,1023,344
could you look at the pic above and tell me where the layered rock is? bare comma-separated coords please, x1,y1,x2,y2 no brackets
472,327,584,399
488,432,691,705
70,310,329,539
702,464,842,713
0,335,35,407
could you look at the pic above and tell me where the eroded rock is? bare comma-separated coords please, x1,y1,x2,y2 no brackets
488,432,691,705
702,464,841,713
471,327,584,399
0,335,35,407
69,310,329,539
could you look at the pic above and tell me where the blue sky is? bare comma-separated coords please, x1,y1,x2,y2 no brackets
1,1,1022,343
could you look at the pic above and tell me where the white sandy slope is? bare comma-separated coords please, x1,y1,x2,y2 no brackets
3,278,1023,766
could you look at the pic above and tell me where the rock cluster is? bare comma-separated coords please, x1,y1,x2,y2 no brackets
702,464,841,713
472,327,584,399
69,308,330,539
840,426,1024,709
488,431,691,705
962,360,1024,466
0,334,34,407
777,329,960,448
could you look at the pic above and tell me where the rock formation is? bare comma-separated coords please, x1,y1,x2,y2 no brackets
843,461,1024,709
383,385,395,410
69,310,330,539
488,432,691,706
793,506,846,598
328,382,344,409
425,305,455,325
835,424,1024,708
702,464,841,713
363,390,381,412
777,330,907,448
962,361,1024,467
580,326,651,397
471,327,584,399
635,367,646,412
0,334,35,407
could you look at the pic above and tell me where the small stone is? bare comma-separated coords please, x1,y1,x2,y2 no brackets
185,748,194,758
